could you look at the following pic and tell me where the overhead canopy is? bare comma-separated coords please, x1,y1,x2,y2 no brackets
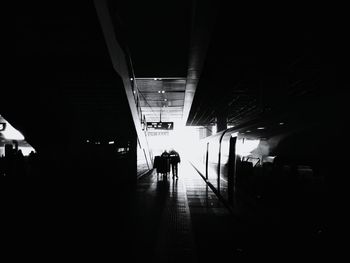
135,78,186,124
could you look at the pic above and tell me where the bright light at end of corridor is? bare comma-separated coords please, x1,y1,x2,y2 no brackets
171,126,202,159
147,124,202,159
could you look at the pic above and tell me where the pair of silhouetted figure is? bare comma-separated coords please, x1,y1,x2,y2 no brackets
154,150,181,180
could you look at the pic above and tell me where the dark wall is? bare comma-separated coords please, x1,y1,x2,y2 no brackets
6,1,138,181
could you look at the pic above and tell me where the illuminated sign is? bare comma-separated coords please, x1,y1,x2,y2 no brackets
146,122,173,130
0,123,6,131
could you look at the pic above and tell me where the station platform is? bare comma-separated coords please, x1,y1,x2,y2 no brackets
112,161,331,262
4,160,333,262
131,161,233,262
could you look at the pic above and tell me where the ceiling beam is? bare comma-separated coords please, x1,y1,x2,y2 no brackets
182,0,218,126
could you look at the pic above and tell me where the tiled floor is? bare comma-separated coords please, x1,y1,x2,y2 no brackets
5,160,332,262
132,161,237,262
130,160,332,262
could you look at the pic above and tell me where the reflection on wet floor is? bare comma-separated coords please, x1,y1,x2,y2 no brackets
133,161,233,262
5,159,333,262
132,160,333,262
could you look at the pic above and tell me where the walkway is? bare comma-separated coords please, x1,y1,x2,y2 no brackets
130,161,239,262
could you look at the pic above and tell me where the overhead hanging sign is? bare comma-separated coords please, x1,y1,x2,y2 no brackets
146,122,174,130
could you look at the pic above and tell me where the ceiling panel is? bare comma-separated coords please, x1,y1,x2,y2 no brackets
135,78,186,124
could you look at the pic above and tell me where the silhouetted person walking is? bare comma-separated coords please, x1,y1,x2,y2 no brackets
160,150,170,180
154,155,161,179
169,149,180,179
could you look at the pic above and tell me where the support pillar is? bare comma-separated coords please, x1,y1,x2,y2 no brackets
127,134,137,185
216,113,227,133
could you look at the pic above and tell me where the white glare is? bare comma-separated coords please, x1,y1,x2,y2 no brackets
19,146,36,156
2,122,25,140
236,139,260,157
108,141,114,144
146,124,202,160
